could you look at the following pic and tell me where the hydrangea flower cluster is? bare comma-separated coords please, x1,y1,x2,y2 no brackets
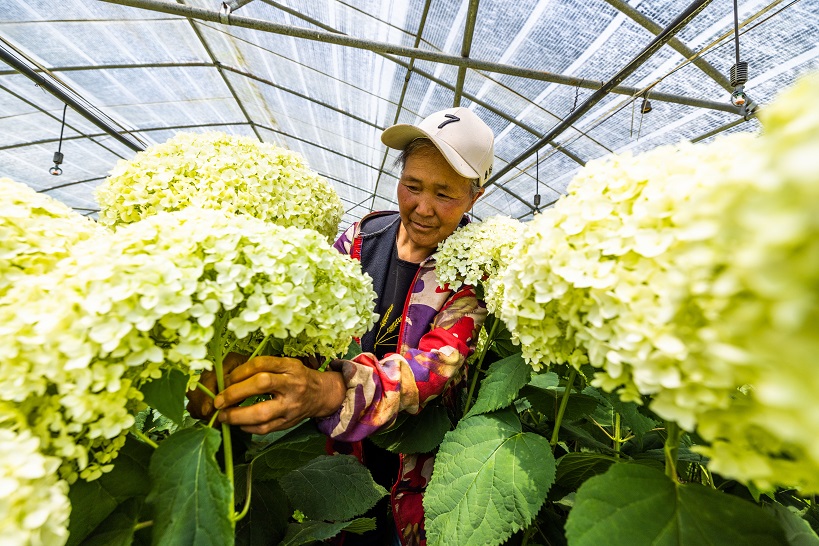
0,424,70,546
435,216,525,313
1,207,376,482
0,177,100,297
95,131,344,240
500,73,819,493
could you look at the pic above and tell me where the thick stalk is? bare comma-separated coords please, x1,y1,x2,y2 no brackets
132,429,158,449
463,318,500,414
233,463,254,522
613,412,622,458
664,421,682,482
211,315,236,525
550,367,578,449
195,381,216,400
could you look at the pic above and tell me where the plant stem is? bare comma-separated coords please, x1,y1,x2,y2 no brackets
664,421,682,482
132,429,158,449
212,319,235,527
233,462,254,522
249,334,271,360
550,367,578,449
208,409,221,429
463,318,500,414
195,381,216,400
133,520,153,531
614,412,622,459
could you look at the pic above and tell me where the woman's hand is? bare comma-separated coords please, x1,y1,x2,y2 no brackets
186,351,247,421
213,355,347,434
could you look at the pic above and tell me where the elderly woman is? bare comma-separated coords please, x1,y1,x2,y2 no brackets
194,107,494,546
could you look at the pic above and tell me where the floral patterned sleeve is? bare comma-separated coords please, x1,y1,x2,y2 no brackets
316,274,487,443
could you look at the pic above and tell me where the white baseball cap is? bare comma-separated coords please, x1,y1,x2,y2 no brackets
381,107,495,187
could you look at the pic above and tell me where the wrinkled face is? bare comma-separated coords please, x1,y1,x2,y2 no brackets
396,146,482,259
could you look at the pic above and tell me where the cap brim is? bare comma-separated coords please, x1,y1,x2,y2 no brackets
381,124,480,180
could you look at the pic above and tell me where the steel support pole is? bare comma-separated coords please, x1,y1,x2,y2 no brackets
100,0,739,113
0,38,145,152
453,0,480,107
600,0,732,92
485,0,714,189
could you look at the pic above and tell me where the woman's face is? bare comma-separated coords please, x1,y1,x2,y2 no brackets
396,146,482,260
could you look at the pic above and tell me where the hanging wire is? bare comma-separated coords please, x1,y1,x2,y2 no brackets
536,148,539,203
49,104,68,175
733,0,742,65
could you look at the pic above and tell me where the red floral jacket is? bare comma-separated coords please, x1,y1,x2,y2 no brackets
316,211,487,546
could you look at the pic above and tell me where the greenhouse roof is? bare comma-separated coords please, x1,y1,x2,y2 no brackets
2,0,818,228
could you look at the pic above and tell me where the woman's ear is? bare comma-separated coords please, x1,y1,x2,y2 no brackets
470,187,485,208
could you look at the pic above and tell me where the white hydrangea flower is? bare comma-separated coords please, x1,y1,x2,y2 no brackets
0,177,101,298
435,216,525,313
95,132,344,240
501,73,819,493
1,208,376,481
0,425,70,546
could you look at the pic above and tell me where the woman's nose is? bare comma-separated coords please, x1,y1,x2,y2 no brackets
415,195,435,217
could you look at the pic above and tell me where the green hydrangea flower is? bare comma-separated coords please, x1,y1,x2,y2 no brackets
95,132,344,240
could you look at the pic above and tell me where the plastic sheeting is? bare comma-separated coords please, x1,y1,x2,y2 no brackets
1,0,818,226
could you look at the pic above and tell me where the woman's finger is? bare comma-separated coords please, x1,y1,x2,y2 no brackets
225,355,301,386
215,371,287,409
218,398,289,427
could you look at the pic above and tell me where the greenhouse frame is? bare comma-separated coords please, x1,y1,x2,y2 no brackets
3,0,817,225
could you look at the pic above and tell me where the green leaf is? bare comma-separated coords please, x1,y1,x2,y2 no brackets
251,427,327,481
278,455,387,522
343,339,363,361
466,353,531,418
528,371,560,390
139,367,188,426
146,427,234,546
555,452,618,494
485,314,518,358
565,463,788,546
236,480,291,546
520,386,601,422
765,503,819,546
279,518,375,546
586,389,658,439
81,498,143,546
369,401,451,454
67,437,153,546
424,409,556,546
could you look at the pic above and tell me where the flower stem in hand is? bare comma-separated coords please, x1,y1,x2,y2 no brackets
550,367,577,450
464,317,501,414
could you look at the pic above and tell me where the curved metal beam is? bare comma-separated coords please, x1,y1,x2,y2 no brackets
99,0,740,114
486,0,715,193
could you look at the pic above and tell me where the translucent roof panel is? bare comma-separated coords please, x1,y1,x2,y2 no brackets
2,0,818,225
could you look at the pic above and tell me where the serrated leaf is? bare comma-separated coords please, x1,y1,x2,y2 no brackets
82,497,143,546
765,503,819,546
587,389,658,440
279,520,350,546
279,455,387,522
566,463,788,546
146,427,233,546
343,339,363,360
369,401,450,454
251,428,327,481
236,480,290,546
520,386,601,422
466,353,531,418
67,437,153,546
555,453,618,493
424,409,556,546
139,367,188,426
528,371,560,390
